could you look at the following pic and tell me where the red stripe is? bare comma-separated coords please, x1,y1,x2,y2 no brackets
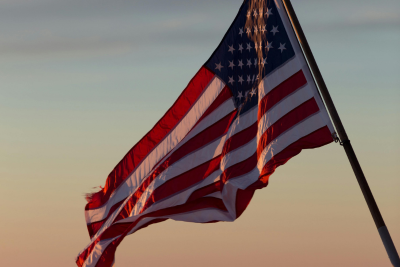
257,98,320,159
187,182,221,202
193,86,233,128
76,240,98,267
258,70,307,121
235,188,256,218
259,126,333,181
221,152,257,184
162,110,237,172
221,122,257,157
87,221,103,240
140,157,222,213
85,67,215,211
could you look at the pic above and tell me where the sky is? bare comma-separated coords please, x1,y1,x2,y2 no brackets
1,0,399,266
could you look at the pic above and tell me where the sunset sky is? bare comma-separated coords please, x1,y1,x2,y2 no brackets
1,0,399,266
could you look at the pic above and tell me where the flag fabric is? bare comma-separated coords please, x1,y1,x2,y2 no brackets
76,0,335,266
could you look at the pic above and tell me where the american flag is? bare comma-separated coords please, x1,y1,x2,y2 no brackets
76,0,335,266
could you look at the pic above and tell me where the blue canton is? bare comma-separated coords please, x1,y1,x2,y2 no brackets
205,0,295,113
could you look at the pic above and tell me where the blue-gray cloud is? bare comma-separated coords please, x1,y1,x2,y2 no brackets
1,0,398,60
0,0,243,58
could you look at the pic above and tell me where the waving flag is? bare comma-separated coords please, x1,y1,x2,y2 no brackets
76,0,335,266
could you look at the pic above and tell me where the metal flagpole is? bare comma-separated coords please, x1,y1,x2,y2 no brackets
280,0,400,266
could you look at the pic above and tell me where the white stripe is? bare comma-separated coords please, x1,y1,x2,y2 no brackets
258,56,302,100
82,236,119,267
226,105,257,139
125,217,155,236
257,84,314,138
226,167,260,190
85,76,225,224
143,170,222,214
168,208,233,223
125,208,233,237
221,136,256,171
220,179,239,219
182,98,235,144
204,191,222,199
160,97,234,164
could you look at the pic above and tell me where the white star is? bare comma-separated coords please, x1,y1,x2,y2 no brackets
265,8,273,18
247,59,252,67
265,41,273,50
237,91,243,100
271,25,279,35
261,25,267,33
238,59,244,69
228,45,235,54
238,43,243,53
250,88,257,97
246,27,251,34
215,62,223,71
246,43,252,52
254,26,258,34
228,60,235,70
238,76,244,85
254,58,258,67
228,76,235,85
278,43,286,53
238,28,244,37
247,75,251,84
247,11,251,18
253,9,258,17
260,57,268,66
